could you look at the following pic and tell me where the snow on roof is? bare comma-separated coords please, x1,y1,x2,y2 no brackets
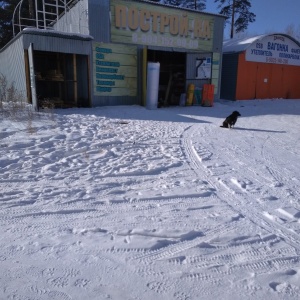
223,34,265,53
223,33,300,53
22,28,94,41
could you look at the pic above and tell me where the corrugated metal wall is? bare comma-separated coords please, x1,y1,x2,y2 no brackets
220,54,238,100
212,17,224,53
283,65,300,99
0,35,27,96
236,52,300,100
22,32,91,54
235,53,258,100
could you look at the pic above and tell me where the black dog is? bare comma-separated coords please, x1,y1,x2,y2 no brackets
220,111,241,128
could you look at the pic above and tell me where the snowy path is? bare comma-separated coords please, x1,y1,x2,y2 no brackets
1,100,300,299
184,122,300,249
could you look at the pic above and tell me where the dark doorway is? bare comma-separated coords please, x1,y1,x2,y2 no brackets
148,50,186,106
32,51,90,108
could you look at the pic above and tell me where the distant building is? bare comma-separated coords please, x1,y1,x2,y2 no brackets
221,34,300,100
0,0,226,108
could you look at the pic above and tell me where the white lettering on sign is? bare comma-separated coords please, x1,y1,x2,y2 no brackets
246,35,300,66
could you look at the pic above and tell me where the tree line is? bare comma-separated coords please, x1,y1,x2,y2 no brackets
0,0,20,48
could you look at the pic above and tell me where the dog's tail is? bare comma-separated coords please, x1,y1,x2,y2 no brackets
220,122,229,128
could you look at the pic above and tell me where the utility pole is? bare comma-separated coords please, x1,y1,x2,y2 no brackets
194,0,197,10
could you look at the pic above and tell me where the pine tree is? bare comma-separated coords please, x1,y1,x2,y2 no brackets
0,1,14,48
214,0,256,38
0,0,29,49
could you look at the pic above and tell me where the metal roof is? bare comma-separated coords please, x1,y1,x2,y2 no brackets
0,28,93,53
223,33,300,54
22,28,93,40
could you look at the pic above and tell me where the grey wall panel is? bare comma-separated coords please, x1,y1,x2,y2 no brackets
88,0,110,42
0,35,27,96
216,52,223,100
220,54,238,100
136,47,144,106
212,17,225,53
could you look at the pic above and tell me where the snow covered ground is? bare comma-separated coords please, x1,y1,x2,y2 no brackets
1,99,300,300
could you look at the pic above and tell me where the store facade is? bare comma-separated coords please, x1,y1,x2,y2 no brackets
0,0,226,108
221,34,300,100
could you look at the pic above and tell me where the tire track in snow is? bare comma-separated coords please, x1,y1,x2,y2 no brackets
182,124,300,251
261,136,300,201
132,221,238,263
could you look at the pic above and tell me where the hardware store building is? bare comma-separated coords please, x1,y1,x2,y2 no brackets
0,0,226,108
221,34,300,100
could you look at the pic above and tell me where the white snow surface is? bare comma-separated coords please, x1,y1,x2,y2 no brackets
1,99,300,300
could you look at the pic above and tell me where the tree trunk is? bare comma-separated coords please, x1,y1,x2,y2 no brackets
230,0,235,39
28,0,34,18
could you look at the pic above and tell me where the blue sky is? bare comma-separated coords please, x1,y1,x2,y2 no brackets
205,0,300,39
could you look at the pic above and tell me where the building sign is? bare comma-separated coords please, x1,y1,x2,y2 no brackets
110,0,214,51
246,35,300,66
93,43,137,96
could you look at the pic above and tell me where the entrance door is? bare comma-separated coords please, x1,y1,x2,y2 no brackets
255,64,271,99
147,50,186,106
269,64,284,99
